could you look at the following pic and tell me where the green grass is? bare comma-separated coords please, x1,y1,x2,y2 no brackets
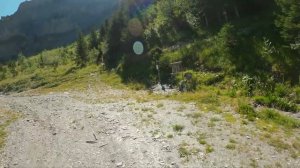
187,112,202,119
205,144,214,153
141,107,154,112
225,143,236,150
229,138,237,143
225,138,237,150
210,117,220,122
156,103,164,108
173,124,185,132
259,109,300,129
268,138,290,152
254,96,299,113
0,109,20,149
178,144,190,159
167,134,173,138
223,113,237,123
197,133,207,145
238,103,257,121
0,62,131,94
178,142,200,161
238,102,300,129
168,87,222,113
177,105,187,112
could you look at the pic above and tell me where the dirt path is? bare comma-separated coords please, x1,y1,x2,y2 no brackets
0,85,299,168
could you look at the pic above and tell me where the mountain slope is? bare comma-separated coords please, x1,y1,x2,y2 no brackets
0,0,118,62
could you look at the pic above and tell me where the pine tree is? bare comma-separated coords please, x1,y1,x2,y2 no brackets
99,26,106,41
275,0,300,84
39,53,45,68
0,65,7,80
8,61,17,77
96,26,107,64
275,0,300,45
105,12,125,68
75,33,88,67
89,29,99,49
17,52,28,71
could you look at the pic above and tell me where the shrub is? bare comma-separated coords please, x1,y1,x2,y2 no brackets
205,145,214,153
293,86,300,104
204,74,225,85
238,104,300,128
241,75,256,96
176,70,199,91
0,66,7,80
258,109,300,128
226,143,236,150
274,83,291,97
181,47,199,70
254,96,272,106
173,124,185,132
274,98,298,113
178,143,191,159
238,103,257,121
254,96,298,113
176,70,224,91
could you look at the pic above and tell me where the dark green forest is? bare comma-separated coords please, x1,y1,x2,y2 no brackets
75,0,300,85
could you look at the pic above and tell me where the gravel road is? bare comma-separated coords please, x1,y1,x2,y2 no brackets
0,86,299,168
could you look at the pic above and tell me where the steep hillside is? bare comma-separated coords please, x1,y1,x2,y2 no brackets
0,0,118,62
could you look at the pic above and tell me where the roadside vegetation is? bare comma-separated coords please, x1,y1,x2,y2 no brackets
0,109,20,149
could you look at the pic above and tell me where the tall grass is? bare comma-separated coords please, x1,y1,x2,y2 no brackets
238,103,300,129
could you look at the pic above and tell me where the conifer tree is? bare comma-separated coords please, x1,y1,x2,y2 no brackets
89,29,99,49
75,33,88,67
275,0,300,45
0,65,7,80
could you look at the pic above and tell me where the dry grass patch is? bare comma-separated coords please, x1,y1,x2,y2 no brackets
0,109,20,149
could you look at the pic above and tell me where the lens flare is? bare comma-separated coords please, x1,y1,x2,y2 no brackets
128,18,143,37
133,41,144,55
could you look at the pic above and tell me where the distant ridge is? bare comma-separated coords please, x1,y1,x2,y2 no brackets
0,0,118,62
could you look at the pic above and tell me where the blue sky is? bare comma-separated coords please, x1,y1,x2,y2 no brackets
0,0,27,17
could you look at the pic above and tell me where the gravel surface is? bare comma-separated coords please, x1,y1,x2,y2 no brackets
0,86,299,168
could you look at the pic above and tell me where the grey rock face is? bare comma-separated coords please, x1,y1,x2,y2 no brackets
0,0,118,62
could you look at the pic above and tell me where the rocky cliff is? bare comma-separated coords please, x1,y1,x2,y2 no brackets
0,0,118,62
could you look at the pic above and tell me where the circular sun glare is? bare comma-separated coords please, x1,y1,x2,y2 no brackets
133,41,144,55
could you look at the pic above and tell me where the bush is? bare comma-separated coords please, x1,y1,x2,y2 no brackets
238,103,257,121
204,74,225,85
274,83,291,97
176,70,224,91
181,47,199,70
293,86,300,104
241,75,256,96
0,66,7,80
254,96,272,106
259,109,300,128
173,124,185,132
237,103,300,128
176,70,199,91
254,96,299,113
